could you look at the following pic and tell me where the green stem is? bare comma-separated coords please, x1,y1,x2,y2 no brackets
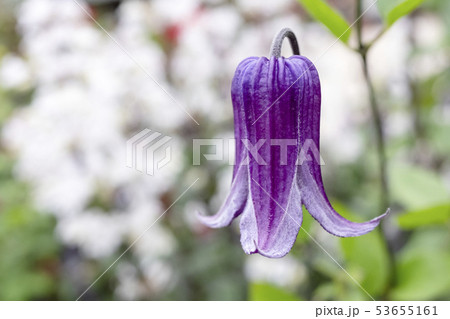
356,0,394,300
360,54,390,209
356,0,389,216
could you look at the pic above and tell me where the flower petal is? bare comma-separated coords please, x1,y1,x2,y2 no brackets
239,57,303,258
231,57,259,178
240,179,302,258
198,58,257,228
299,164,389,236
286,56,388,237
198,164,248,228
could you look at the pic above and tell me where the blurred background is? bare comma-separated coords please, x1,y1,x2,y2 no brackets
0,0,449,301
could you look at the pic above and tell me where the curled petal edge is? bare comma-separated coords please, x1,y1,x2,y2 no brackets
197,165,248,228
299,164,389,237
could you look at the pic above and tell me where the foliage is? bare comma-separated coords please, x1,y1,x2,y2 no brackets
297,0,351,43
0,154,61,300
338,204,390,298
390,229,450,300
389,163,449,210
377,0,425,26
249,282,300,301
397,203,450,229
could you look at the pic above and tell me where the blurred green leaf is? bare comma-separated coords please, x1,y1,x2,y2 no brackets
297,0,351,43
391,251,450,300
416,69,449,110
313,283,337,301
0,271,54,301
402,227,449,252
0,154,61,300
249,282,300,301
206,275,247,301
377,0,425,26
340,233,390,297
430,123,450,156
314,258,368,301
390,163,449,210
336,203,390,297
391,228,450,300
397,203,450,229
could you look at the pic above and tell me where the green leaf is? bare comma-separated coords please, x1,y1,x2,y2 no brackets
313,283,338,301
336,203,390,297
340,233,390,297
249,282,301,301
0,155,60,300
297,0,351,43
397,203,450,229
377,0,425,26
390,228,450,300
404,227,449,253
392,252,450,300
391,251,450,300
389,163,449,210
430,122,450,156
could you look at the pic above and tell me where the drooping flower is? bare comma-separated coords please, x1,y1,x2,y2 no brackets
199,28,388,258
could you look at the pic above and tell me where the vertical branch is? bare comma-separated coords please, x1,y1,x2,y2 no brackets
361,55,390,209
356,0,364,53
356,0,394,299
356,1,389,210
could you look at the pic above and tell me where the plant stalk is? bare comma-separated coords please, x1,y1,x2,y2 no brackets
360,54,390,209
356,0,394,300
356,0,389,213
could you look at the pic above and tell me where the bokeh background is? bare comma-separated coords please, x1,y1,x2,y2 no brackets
0,0,449,301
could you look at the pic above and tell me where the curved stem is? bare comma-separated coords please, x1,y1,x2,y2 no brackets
270,28,300,58
361,54,390,210
356,0,395,300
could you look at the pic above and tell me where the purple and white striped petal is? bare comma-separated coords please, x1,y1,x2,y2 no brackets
288,56,388,236
198,164,248,228
235,56,303,258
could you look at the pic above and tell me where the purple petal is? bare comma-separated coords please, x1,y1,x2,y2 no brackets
240,179,302,258
198,164,248,228
299,164,389,236
238,57,303,258
231,57,259,178
198,58,257,228
286,56,388,236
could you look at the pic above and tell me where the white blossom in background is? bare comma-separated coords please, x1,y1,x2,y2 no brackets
115,262,148,300
149,0,200,30
2,0,179,298
0,54,31,89
170,4,243,120
57,209,126,259
235,0,293,17
245,254,306,288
